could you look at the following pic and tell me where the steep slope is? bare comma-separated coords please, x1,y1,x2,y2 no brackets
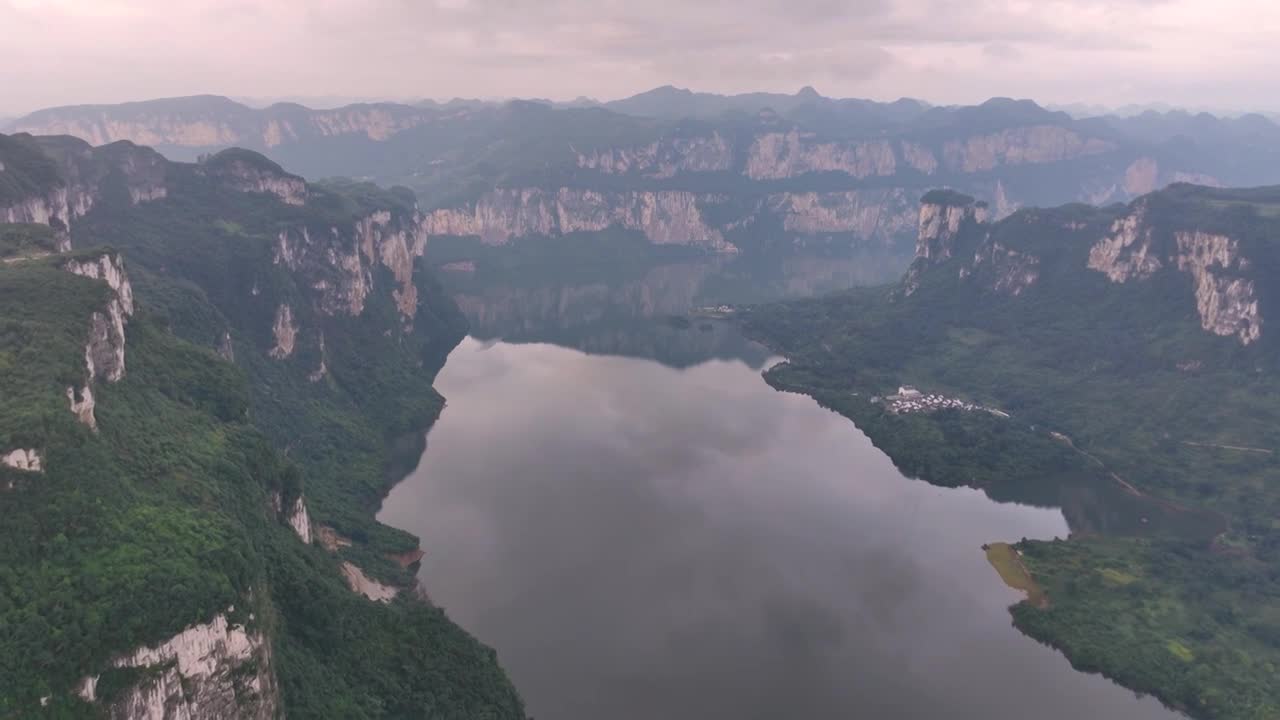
0,134,523,717
742,184,1280,720
14,93,1280,260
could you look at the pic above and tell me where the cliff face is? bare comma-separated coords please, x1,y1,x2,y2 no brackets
76,610,278,720
8,97,435,150
1,134,168,251
16,95,1267,260
1086,208,1263,344
421,188,736,251
902,192,990,295
422,187,921,251
900,184,1276,348
1,132,519,718
60,252,135,429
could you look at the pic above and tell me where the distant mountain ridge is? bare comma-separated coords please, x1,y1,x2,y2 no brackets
12,88,1280,260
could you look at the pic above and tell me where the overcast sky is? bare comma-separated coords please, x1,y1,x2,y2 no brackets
2,0,1277,115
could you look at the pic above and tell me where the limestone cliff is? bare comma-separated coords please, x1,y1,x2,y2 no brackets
422,188,735,251
767,189,916,238
0,135,167,251
60,252,135,428
272,206,431,327
746,131,902,179
941,126,1113,173
1,448,42,473
901,185,1270,347
902,192,990,295
1175,231,1261,344
9,97,433,149
202,149,306,205
576,132,734,177
76,610,278,720
1085,206,1263,345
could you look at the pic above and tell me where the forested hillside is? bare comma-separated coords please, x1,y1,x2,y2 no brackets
743,184,1280,720
0,132,523,718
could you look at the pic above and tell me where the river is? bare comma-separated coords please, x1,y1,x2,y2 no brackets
378,252,1182,720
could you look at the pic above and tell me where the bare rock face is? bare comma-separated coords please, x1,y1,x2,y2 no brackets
767,190,916,241
903,195,990,296
61,253,135,428
340,562,399,603
2,448,42,473
576,132,734,177
941,126,1113,173
0,187,80,252
1174,231,1261,344
1087,205,1162,282
286,495,312,544
10,102,433,149
273,208,430,324
747,131,899,180
970,241,1040,296
66,385,97,430
269,491,313,544
1087,210,1262,345
76,610,278,720
268,304,297,359
421,188,735,252
1,139,168,251
204,154,306,205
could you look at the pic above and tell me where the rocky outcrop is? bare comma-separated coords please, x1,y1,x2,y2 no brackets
421,188,735,251
576,132,733,177
970,241,1040,296
942,126,1113,173
273,208,431,323
903,193,990,296
76,610,278,720
1087,206,1161,282
0,188,82,252
1087,208,1262,345
746,131,899,180
1174,231,1261,344
1,137,168,251
10,100,432,149
61,253,135,428
340,562,399,603
915,196,989,263
270,491,313,544
767,190,916,242
204,152,306,205
2,448,42,472
66,385,97,430
268,304,297,359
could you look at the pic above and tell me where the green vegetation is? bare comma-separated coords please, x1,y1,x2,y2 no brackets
0,139,522,716
742,184,1280,720
0,223,58,258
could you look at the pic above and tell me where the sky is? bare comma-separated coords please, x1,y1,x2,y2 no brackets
2,0,1278,115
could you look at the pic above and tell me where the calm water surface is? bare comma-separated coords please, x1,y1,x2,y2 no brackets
380,317,1182,719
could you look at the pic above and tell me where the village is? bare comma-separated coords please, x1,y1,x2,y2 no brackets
874,385,1009,417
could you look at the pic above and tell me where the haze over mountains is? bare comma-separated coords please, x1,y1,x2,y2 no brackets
12,86,1280,262
7,71,1280,719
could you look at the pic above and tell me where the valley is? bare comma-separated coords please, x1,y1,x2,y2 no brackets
4,82,1280,720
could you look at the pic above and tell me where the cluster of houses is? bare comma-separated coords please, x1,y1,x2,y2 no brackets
873,386,1009,417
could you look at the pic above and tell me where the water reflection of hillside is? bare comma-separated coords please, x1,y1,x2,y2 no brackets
439,250,910,367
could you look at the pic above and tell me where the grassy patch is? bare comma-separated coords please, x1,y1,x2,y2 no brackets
986,542,1047,607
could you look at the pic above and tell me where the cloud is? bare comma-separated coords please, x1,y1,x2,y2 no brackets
1,0,1278,114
